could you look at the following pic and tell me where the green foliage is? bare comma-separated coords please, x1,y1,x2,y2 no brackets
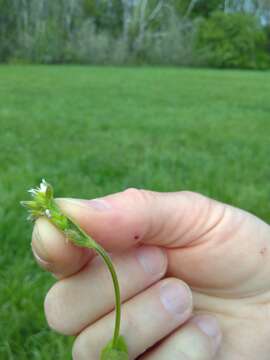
0,0,18,61
192,0,224,17
265,25,270,53
0,0,270,68
196,11,270,69
83,0,123,35
115,4,198,65
142,14,199,66
173,0,224,17
1,65,270,358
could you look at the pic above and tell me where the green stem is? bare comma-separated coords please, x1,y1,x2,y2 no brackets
93,243,121,346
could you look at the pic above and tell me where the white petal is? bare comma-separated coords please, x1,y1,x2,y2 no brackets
45,209,52,218
39,183,47,193
28,189,37,195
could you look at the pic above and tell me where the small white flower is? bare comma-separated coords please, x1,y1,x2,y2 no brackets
28,179,48,196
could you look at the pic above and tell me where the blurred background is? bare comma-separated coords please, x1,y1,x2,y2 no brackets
1,0,270,67
0,0,270,359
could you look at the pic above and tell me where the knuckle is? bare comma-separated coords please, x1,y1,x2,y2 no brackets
122,187,147,202
123,185,153,205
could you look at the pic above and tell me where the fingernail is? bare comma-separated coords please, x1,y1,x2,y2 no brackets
32,222,50,261
136,246,166,275
160,281,191,316
59,198,111,211
32,243,51,267
191,315,222,353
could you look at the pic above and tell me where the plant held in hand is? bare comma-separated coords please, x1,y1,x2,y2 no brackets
21,179,129,360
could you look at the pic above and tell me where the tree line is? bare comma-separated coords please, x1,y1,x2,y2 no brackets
1,0,270,68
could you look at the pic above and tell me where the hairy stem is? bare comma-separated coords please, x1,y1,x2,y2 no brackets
22,180,126,358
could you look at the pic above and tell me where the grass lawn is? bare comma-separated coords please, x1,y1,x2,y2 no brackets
0,65,270,359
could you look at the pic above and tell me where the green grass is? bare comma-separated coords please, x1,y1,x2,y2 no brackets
0,65,270,359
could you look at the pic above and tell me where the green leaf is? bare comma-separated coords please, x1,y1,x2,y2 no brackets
101,336,129,360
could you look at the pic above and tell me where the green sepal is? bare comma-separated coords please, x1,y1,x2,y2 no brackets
101,336,129,360
20,200,40,210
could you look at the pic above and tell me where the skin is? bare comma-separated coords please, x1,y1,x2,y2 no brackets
31,189,270,359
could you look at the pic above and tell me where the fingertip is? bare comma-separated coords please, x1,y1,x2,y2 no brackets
31,217,93,278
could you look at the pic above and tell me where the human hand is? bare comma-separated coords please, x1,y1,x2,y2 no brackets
31,189,270,359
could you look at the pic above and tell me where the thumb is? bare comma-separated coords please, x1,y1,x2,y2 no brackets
32,187,192,277
32,188,270,295
52,188,227,250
